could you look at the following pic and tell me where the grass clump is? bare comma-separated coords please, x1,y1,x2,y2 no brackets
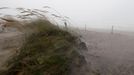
1,20,79,75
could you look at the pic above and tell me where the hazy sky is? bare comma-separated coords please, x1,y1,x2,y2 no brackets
0,0,134,30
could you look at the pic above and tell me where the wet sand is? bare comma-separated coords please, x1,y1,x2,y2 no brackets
79,29,134,75
0,31,22,70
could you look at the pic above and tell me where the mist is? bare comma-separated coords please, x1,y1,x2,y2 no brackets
1,0,134,31
1,1,134,75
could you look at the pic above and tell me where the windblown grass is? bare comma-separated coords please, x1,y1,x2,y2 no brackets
1,20,79,75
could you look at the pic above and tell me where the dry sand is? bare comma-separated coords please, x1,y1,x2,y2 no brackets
79,29,134,75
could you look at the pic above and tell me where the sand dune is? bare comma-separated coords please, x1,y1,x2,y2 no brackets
1,27,134,74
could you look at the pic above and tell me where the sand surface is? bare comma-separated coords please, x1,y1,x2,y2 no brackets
0,31,22,70
1,27,134,74
79,29,134,75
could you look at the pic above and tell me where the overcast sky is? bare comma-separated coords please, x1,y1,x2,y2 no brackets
0,0,134,30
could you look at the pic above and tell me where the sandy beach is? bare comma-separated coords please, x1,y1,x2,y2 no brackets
0,27,134,74
0,31,22,70
79,29,134,75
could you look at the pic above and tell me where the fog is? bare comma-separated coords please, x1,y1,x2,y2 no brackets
1,0,134,31
1,1,134,75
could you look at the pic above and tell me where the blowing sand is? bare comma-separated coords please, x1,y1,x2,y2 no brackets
79,29,134,75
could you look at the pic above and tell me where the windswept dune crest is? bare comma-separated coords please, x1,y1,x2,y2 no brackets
79,29,134,75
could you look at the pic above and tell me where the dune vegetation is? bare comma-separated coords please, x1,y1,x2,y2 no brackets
0,19,88,75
